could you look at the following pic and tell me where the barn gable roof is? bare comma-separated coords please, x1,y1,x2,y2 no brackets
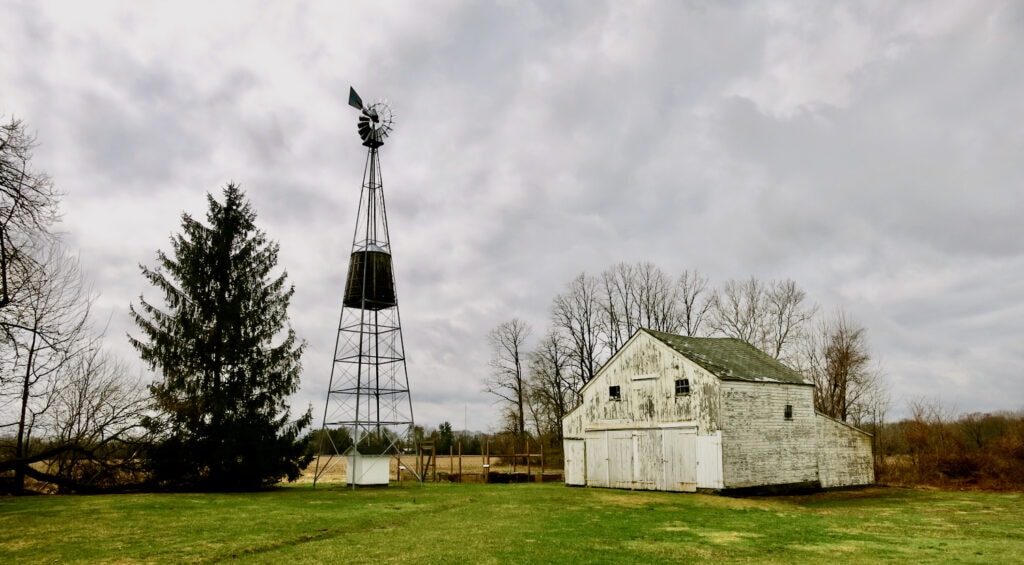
644,329,811,385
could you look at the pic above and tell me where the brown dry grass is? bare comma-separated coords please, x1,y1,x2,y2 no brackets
296,454,561,484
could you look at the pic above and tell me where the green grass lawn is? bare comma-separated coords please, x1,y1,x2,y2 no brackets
1,483,1020,564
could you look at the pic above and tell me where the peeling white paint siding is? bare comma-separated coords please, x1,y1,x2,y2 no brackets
816,414,875,488
566,333,721,435
563,407,584,439
720,381,818,488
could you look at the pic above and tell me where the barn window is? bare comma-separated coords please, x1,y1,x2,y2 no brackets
609,385,621,400
675,378,690,396
784,404,793,420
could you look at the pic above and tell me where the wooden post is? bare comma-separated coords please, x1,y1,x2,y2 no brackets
526,438,531,479
458,441,463,483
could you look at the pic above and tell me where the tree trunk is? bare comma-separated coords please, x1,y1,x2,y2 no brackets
14,341,38,494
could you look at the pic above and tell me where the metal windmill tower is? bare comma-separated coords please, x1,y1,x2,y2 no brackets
314,87,416,487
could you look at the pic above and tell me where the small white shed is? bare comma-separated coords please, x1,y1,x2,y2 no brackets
562,329,874,492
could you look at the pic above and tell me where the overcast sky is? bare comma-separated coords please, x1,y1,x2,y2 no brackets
3,1,1021,432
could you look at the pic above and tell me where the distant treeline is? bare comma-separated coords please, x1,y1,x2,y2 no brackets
872,404,1024,490
304,422,546,458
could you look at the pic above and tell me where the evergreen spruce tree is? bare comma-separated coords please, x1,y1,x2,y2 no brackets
130,183,311,490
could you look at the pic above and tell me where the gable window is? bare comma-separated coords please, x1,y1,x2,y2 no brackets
609,385,621,401
675,378,690,396
784,404,793,420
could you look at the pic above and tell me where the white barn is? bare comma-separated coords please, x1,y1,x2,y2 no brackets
562,329,874,492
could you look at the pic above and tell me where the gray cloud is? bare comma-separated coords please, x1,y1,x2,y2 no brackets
2,0,1021,431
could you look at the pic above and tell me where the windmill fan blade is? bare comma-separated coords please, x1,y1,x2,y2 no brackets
348,87,364,110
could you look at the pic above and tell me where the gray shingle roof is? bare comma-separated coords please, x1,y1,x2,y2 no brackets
644,329,811,385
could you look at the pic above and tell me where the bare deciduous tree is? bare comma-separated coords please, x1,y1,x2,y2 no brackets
903,396,952,473
802,310,884,425
485,318,532,437
526,329,573,442
677,269,711,337
708,276,815,361
599,263,640,352
0,242,91,492
0,119,146,494
551,273,603,389
765,279,817,362
0,117,60,310
708,276,767,346
40,344,149,492
598,262,685,351
633,261,679,334
0,242,147,493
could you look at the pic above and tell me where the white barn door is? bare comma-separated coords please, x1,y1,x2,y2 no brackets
695,432,723,489
632,429,661,490
584,431,609,488
564,439,586,486
584,425,699,492
662,427,698,492
607,431,634,489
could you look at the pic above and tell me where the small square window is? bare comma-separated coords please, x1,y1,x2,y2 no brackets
609,385,621,401
675,378,690,396
784,404,793,420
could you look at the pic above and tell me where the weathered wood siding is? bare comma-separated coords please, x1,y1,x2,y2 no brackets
563,404,585,439
564,332,721,437
719,381,818,488
815,414,875,487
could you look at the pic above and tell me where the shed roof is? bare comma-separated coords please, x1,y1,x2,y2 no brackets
644,329,811,385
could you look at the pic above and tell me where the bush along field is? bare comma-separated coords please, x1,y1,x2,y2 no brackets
1,483,1021,564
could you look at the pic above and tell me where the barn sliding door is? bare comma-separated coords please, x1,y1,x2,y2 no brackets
632,429,661,490
662,428,698,492
607,431,634,489
584,426,698,491
564,439,586,486
584,431,609,488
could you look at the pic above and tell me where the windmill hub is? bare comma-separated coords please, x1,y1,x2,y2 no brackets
349,87,394,148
